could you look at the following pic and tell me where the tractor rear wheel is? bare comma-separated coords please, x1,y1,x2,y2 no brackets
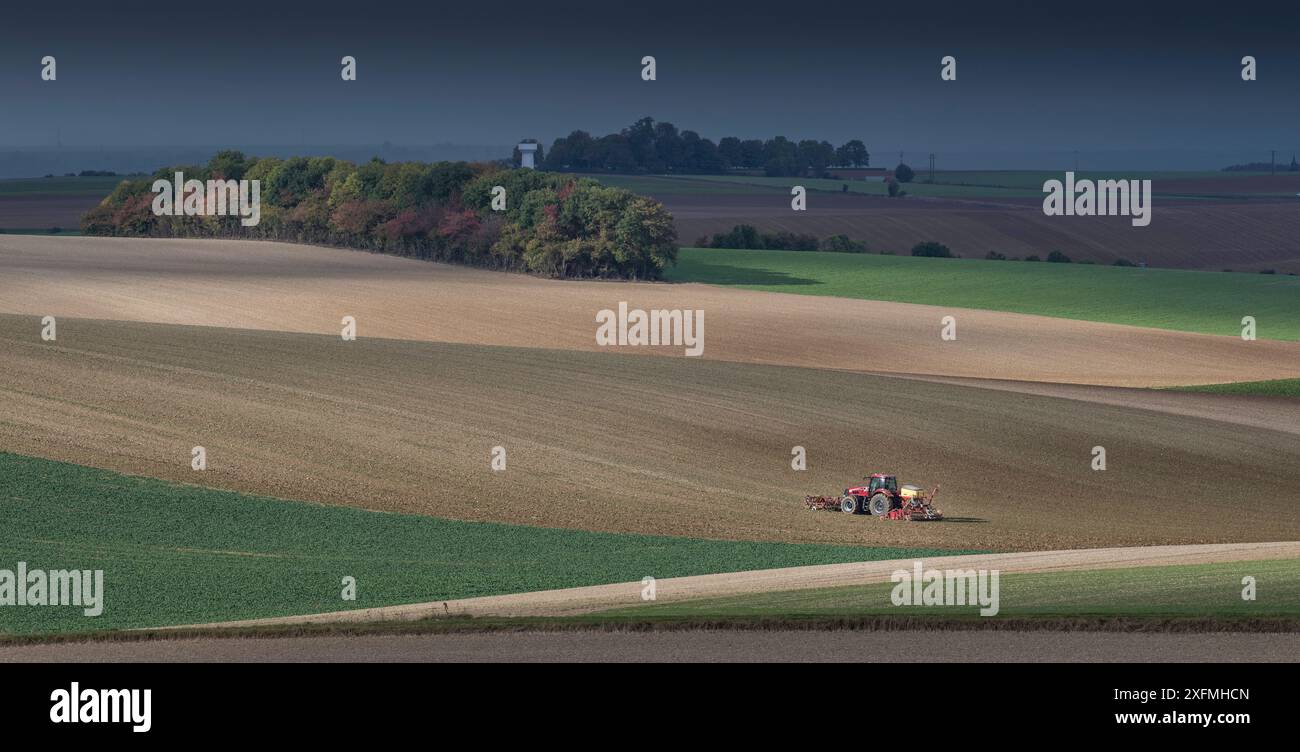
869,493,892,517
841,495,860,514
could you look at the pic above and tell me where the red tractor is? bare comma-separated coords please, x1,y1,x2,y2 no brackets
803,473,943,520
841,473,903,516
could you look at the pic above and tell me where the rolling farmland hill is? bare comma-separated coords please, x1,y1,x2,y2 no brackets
1,235,1296,634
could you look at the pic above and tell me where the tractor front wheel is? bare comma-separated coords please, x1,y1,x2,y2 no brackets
869,493,892,517
841,496,860,514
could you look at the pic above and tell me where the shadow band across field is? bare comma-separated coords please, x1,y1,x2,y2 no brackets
667,262,820,287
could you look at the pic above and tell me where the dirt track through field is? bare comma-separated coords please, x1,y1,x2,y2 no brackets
175,542,1300,626
2,316,1297,550
3,235,1298,387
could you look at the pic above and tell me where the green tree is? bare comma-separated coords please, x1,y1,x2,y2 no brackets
835,140,869,167
738,139,765,169
207,150,251,180
821,234,867,253
544,131,594,170
911,241,953,258
653,121,684,172
680,131,722,173
710,224,764,249
262,156,335,207
718,137,743,169
763,137,800,177
797,140,836,177
624,117,662,172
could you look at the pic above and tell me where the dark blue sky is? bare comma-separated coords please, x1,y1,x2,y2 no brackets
1,0,1296,167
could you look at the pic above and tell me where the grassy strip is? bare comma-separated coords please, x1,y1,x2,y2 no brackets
0,451,973,634
6,560,1294,644
1165,378,1300,398
666,247,1300,340
601,560,1300,619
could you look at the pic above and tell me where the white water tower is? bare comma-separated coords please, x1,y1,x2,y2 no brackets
517,142,539,169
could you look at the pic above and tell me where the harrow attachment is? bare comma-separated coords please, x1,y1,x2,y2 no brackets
804,495,843,511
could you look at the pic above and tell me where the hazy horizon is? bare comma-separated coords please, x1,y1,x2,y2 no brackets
0,144,1293,178
2,0,1296,174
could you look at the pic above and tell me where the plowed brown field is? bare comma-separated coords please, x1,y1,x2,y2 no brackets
3,235,1298,387
2,235,1297,555
2,315,1297,550
0,196,97,229
662,194,1300,273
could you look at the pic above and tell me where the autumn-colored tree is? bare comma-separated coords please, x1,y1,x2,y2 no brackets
81,155,678,280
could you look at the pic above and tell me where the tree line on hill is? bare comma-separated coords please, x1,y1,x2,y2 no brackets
543,117,870,177
700,226,1156,267
910,242,1139,264
1222,156,1299,172
912,243,1147,265
80,151,678,280
699,225,867,253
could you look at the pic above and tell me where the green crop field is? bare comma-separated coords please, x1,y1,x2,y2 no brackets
0,175,130,197
1166,378,1300,398
601,559,1300,619
667,247,1300,340
0,451,973,635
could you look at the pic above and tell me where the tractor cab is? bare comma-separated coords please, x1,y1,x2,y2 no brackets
845,473,899,499
866,474,898,495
